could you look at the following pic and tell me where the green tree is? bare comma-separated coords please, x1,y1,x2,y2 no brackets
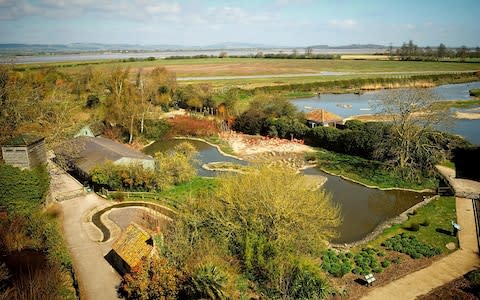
437,43,447,58
176,166,340,296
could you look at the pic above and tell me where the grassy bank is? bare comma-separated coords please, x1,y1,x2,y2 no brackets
470,88,480,97
314,149,438,190
366,196,458,253
109,177,218,208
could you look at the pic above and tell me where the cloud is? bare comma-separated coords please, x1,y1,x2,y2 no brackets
0,0,183,20
328,19,358,29
145,3,181,15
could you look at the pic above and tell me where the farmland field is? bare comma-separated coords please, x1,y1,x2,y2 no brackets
19,57,480,78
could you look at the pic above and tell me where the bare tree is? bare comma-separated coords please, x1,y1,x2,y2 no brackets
374,89,451,180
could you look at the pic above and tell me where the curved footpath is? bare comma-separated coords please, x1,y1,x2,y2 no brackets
49,162,121,300
361,168,480,300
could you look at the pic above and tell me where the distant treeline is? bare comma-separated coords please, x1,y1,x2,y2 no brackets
165,53,339,60
247,72,480,95
392,40,480,61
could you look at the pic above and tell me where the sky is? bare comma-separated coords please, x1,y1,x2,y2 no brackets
0,0,479,47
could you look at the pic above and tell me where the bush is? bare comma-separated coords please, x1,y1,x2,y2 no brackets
85,94,100,108
382,234,441,259
290,258,331,300
142,119,170,140
403,222,420,232
381,260,391,268
420,219,430,226
0,163,49,212
321,250,353,278
182,264,226,300
167,115,219,137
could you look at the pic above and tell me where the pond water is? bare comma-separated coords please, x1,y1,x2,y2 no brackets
291,82,480,144
144,139,429,244
302,168,429,244
144,139,248,177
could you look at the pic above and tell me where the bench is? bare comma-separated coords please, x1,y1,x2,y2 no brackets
365,273,376,287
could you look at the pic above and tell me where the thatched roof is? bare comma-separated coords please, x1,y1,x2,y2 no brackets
305,109,343,124
111,223,153,269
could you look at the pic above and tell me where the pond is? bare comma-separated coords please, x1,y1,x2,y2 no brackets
302,167,430,244
144,138,248,177
144,139,430,244
291,81,480,144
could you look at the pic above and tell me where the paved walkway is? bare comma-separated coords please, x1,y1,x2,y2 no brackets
50,162,121,300
361,197,480,300
436,165,480,200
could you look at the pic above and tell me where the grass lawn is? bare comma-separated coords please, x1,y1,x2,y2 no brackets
365,196,458,254
112,177,218,208
314,149,438,190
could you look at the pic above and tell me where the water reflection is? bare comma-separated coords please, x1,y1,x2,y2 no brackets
143,139,247,177
303,167,428,244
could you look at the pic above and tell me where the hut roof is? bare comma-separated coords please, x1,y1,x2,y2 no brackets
111,223,153,269
4,134,44,147
57,136,154,174
305,109,343,124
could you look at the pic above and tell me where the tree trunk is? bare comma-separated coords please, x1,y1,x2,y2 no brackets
129,116,134,144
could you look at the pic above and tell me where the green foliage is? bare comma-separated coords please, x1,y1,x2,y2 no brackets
420,219,430,226
85,94,100,108
314,149,437,190
142,119,171,140
90,142,197,192
290,257,331,300
232,95,298,135
169,166,341,298
264,116,309,139
381,259,391,268
353,248,383,275
182,264,227,300
469,88,480,97
321,250,353,278
403,222,420,232
382,233,441,259
0,163,49,211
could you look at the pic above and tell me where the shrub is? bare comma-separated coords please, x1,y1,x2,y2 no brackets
404,222,420,232
167,115,219,136
142,119,171,140
382,234,441,259
290,258,331,300
420,219,430,226
381,260,391,268
182,264,226,300
321,250,353,278
85,94,100,108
